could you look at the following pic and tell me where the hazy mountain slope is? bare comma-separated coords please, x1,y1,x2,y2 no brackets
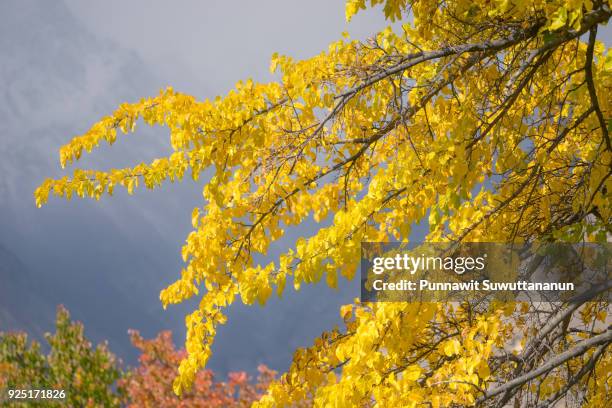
0,0,361,375
0,0,192,359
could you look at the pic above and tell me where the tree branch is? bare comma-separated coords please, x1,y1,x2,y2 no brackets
477,328,612,403
535,343,608,408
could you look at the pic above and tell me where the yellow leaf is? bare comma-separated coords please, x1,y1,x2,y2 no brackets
443,339,461,357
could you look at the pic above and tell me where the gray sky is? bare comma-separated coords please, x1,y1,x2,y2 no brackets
64,0,388,98
64,0,610,98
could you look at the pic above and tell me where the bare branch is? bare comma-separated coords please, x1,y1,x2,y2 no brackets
478,328,612,403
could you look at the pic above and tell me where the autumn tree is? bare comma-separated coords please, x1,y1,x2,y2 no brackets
1,307,276,407
119,329,276,407
36,0,611,406
0,306,121,407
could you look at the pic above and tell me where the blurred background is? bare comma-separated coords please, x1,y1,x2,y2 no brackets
1,0,610,377
0,0,389,375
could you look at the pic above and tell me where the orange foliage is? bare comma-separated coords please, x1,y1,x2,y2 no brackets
119,330,276,407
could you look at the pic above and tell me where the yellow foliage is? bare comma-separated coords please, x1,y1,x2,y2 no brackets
36,0,611,405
